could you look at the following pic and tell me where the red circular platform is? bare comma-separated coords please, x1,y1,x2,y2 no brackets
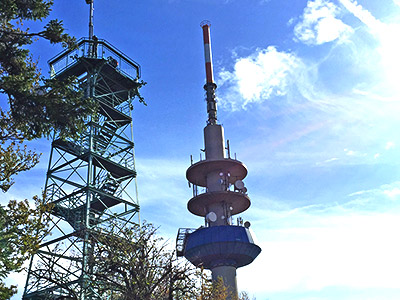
186,159,248,187
187,191,250,217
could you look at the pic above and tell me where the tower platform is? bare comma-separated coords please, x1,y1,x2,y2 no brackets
184,225,261,269
187,191,250,216
186,158,248,187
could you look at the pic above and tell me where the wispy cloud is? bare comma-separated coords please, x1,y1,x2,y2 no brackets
383,187,400,198
215,0,400,170
338,0,400,92
216,0,400,113
294,0,354,45
385,141,395,150
338,0,382,31
133,158,198,232
134,157,189,209
217,46,305,111
242,211,400,293
348,181,400,203
239,181,400,294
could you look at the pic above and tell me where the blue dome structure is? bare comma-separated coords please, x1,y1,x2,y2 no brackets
185,226,261,269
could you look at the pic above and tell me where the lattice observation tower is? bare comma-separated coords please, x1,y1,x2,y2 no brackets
23,36,143,299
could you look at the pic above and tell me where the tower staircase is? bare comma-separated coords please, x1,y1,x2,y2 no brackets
23,38,143,300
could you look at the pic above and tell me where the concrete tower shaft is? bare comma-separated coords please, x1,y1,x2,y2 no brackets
179,22,261,299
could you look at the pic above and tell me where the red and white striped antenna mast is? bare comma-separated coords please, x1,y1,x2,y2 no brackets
201,21,218,125
178,22,262,299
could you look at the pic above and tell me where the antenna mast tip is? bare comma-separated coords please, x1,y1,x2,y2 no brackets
200,20,211,28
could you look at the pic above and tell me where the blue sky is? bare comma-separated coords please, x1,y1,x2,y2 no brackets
2,0,400,299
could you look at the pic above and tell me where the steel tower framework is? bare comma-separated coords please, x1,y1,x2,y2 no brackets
23,38,143,299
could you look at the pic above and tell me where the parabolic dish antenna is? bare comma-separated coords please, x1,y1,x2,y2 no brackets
234,179,245,189
206,211,217,222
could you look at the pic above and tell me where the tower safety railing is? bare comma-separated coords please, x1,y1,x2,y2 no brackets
48,38,141,80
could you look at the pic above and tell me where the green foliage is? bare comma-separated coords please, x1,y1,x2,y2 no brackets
0,0,97,297
0,141,40,192
0,0,98,192
188,269,256,300
0,0,97,191
84,222,256,300
0,109,41,192
192,269,255,300
6,76,96,140
0,0,52,21
199,276,232,300
0,196,52,298
88,222,197,300
0,282,17,300
238,291,253,300
30,220,255,300
0,0,97,141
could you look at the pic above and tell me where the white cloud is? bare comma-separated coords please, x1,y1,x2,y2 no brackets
338,0,400,92
338,0,382,31
134,157,189,209
324,157,338,163
218,0,400,168
238,182,400,294
385,141,395,150
315,157,339,166
383,187,400,198
348,181,400,203
239,207,400,294
133,158,198,231
217,46,303,110
343,148,367,158
294,0,353,45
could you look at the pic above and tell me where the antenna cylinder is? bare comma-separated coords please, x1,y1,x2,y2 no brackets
88,0,94,39
201,21,218,124
202,23,214,84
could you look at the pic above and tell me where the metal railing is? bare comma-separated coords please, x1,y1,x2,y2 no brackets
176,228,195,257
48,38,141,80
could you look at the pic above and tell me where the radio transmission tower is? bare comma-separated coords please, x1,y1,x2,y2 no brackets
23,2,144,299
176,22,261,299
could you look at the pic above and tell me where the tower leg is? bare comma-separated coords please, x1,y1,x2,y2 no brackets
211,265,238,299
